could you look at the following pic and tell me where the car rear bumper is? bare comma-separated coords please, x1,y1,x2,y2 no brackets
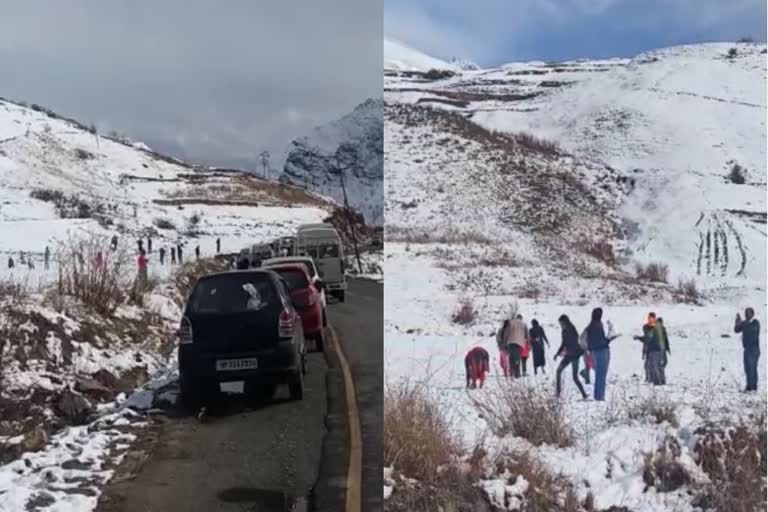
325,281,347,291
179,342,300,383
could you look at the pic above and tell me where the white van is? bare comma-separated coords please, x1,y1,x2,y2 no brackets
249,243,273,267
296,226,346,302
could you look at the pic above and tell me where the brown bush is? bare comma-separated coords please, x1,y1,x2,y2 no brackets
470,382,574,447
55,234,131,316
172,258,227,307
642,435,690,492
384,380,460,482
635,262,669,283
451,298,478,325
693,415,767,512
513,132,560,156
489,449,582,512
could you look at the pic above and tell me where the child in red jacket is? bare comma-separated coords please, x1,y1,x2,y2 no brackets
465,346,490,389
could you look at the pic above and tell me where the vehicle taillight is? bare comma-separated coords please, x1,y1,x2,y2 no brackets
279,309,294,338
178,316,193,344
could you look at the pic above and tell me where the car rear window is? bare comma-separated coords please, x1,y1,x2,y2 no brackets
271,268,309,291
189,274,277,313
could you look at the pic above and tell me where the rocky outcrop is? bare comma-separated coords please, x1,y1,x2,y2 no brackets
281,99,383,225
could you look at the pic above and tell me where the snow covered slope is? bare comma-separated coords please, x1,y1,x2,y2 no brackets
384,37,455,72
0,96,333,282
384,41,767,511
281,98,383,224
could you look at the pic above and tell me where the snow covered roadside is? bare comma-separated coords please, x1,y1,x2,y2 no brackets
347,249,384,282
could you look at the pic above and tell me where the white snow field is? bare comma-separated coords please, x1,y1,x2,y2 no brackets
384,37,455,72
0,97,335,511
384,41,767,511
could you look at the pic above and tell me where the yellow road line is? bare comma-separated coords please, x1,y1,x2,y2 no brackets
330,326,362,512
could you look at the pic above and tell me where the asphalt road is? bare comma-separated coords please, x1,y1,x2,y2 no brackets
96,278,382,512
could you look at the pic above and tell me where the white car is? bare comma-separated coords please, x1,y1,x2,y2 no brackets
261,256,327,325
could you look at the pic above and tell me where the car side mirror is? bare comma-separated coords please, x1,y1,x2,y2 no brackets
314,280,323,292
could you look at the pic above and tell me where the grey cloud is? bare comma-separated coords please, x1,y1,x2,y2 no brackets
0,0,382,171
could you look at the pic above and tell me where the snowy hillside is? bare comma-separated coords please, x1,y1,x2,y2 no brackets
384,41,767,512
281,98,383,224
384,37,455,72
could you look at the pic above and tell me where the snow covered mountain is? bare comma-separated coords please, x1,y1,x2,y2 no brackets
281,98,383,225
384,41,767,512
384,37,455,72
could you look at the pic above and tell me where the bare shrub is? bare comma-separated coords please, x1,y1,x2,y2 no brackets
727,163,747,184
675,278,700,303
172,258,226,307
422,68,455,80
627,393,679,427
693,414,767,511
451,298,478,325
153,217,176,230
583,239,616,265
642,435,690,492
635,262,670,283
470,382,574,447
518,281,542,301
55,234,131,316
386,225,492,245
384,380,460,481
488,449,582,512
73,148,95,160
513,132,560,156
726,47,739,59
385,466,488,511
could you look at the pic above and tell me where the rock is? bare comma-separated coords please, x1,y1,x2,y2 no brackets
75,377,113,401
92,369,119,389
21,426,48,453
125,389,154,411
116,366,150,393
55,388,93,425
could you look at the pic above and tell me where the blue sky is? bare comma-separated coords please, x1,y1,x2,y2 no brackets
385,0,768,66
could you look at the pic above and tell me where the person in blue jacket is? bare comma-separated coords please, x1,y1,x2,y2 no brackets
585,307,613,401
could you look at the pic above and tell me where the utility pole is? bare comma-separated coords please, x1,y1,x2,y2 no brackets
259,150,270,179
335,144,363,274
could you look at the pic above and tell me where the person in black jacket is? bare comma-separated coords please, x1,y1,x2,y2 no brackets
735,307,761,392
634,324,663,385
529,319,550,375
554,315,588,399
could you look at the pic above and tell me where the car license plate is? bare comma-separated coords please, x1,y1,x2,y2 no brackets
216,358,258,371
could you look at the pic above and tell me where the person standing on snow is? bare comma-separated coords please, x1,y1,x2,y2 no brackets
159,247,166,265
465,346,490,389
137,239,144,254
216,238,221,254
656,317,671,374
529,319,550,375
110,234,118,251
735,307,761,392
177,244,184,263
148,237,152,254
496,319,511,379
506,314,529,379
195,245,200,260
585,307,613,401
634,324,663,385
554,314,588,399
170,247,176,265
137,249,148,292
8,257,14,269
44,246,50,270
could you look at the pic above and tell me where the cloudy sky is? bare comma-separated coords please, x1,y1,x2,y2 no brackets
0,1,381,172
385,0,767,66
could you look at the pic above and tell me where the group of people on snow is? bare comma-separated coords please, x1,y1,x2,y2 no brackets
465,305,761,400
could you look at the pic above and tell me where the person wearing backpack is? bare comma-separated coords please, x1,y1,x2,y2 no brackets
554,315,588,399
496,319,511,379
584,308,613,401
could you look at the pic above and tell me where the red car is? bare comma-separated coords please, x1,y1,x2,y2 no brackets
266,264,325,351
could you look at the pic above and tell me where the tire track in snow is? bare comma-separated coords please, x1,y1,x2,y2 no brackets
724,218,747,277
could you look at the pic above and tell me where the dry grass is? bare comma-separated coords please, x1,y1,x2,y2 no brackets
386,225,493,245
512,132,561,156
55,234,132,316
384,380,461,482
693,413,767,512
675,278,700,303
172,258,228,307
451,298,478,325
635,262,670,283
642,435,690,493
470,382,574,447
626,393,679,427
489,449,583,512
583,239,616,266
